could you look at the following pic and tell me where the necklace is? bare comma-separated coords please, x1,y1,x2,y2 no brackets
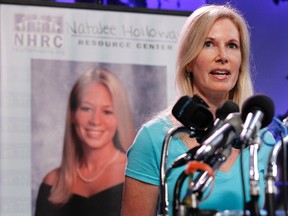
77,150,120,183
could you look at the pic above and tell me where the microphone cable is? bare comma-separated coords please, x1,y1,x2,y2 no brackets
283,117,288,216
173,160,215,216
239,126,274,216
278,130,287,216
239,94,275,216
264,116,288,216
239,143,248,216
159,126,194,216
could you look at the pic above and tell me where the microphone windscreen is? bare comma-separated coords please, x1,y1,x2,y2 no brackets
241,94,275,128
172,96,213,130
216,100,240,120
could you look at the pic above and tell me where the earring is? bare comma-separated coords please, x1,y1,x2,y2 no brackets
186,70,192,79
185,67,191,78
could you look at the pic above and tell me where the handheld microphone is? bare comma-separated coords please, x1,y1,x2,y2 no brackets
194,112,243,161
240,94,275,145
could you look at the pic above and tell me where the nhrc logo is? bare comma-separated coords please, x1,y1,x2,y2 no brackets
14,14,64,49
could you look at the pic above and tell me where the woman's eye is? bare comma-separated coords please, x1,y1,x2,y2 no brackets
204,41,213,47
80,106,92,112
104,110,114,115
228,43,238,49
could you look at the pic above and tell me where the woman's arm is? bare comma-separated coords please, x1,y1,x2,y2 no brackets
121,177,159,216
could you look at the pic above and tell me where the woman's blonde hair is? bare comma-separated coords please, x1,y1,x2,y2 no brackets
176,4,254,107
48,68,135,204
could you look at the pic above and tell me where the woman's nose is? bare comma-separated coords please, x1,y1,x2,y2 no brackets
216,47,228,63
89,110,102,125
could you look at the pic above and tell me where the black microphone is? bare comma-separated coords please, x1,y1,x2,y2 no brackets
240,94,275,145
171,100,239,168
204,100,240,139
194,112,243,161
170,146,200,168
172,95,213,130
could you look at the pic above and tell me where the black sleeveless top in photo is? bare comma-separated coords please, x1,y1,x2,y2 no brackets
35,183,124,216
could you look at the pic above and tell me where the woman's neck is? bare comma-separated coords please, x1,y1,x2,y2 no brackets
193,92,230,117
80,144,118,170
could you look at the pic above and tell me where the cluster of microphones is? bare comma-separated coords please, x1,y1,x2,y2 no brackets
159,93,288,216
170,94,275,168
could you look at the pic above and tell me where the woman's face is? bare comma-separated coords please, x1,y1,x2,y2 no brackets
189,18,241,98
73,82,117,150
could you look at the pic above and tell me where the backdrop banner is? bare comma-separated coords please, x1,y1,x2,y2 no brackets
0,3,189,215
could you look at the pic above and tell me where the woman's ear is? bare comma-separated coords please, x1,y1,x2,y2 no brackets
186,62,195,74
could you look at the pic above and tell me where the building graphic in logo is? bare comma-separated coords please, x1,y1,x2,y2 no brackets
14,14,64,49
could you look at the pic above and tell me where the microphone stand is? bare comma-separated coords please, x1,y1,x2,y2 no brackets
173,147,232,216
265,134,288,216
246,135,261,216
159,126,195,216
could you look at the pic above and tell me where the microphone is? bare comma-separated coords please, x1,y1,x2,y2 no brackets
240,94,275,145
172,95,213,130
170,146,200,168
170,100,239,168
194,112,243,161
214,100,240,126
203,100,240,140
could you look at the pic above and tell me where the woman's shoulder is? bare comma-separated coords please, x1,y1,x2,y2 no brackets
142,113,173,131
43,168,60,186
